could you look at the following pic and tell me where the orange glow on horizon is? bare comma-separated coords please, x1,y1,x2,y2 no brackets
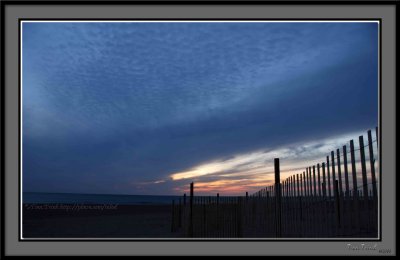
168,131,378,196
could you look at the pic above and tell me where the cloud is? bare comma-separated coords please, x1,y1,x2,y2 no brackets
164,129,378,195
22,22,378,195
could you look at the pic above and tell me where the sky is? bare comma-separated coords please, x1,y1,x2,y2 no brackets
22,22,378,196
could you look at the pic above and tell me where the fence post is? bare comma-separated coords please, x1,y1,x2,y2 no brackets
311,166,317,236
303,171,307,197
343,145,350,198
305,169,308,197
290,176,294,236
359,136,369,204
322,162,326,197
306,168,312,236
322,182,326,199
330,151,337,234
342,145,349,236
189,182,194,237
286,178,289,198
287,179,290,197
290,176,293,198
308,167,313,196
282,180,286,198
266,190,270,236
316,164,322,236
183,193,186,233
337,149,343,196
297,173,302,237
350,140,360,235
359,135,370,234
288,175,296,234
367,130,378,200
299,173,303,208
326,156,331,198
281,180,285,235
216,193,219,235
317,164,321,197
203,197,206,237
274,158,282,237
334,180,341,234
331,151,336,187
302,170,307,235
321,182,327,236
292,175,295,197
350,140,358,197
313,165,317,196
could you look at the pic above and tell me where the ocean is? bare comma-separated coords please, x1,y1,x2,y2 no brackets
23,192,182,205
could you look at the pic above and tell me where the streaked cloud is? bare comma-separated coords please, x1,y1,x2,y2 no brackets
22,22,378,195
168,130,378,195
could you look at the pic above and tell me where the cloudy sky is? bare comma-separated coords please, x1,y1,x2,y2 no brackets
22,22,378,196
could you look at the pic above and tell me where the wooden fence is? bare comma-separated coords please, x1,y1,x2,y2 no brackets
171,127,379,238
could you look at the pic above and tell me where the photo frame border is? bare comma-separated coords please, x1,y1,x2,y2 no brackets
1,0,397,256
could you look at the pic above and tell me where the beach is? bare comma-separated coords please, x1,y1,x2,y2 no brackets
23,203,179,238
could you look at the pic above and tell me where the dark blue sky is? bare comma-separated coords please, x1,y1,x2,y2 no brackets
22,22,378,195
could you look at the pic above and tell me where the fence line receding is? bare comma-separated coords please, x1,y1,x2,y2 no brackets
170,128,379,238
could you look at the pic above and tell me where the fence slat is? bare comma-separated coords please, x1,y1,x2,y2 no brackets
299,173,304,236
313,165,317,197
274,158,282,237
350,139,360,235
305,169,308,197
334,180,341,236
309,167,313,196
367,130,378,199
343,145,350,198
350,140,358,198
189,182,194,237
326,156,331,198
359,136,369,202
337,149,343,196
322,162,326,197
317,163,321,197
331,151,336,187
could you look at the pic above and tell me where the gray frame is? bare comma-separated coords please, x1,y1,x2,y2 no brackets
2,2,396,256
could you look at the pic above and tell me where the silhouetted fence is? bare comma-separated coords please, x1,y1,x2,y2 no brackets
171,127,379,238
171,192,243,238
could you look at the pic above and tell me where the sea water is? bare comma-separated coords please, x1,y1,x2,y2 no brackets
23,192,182,205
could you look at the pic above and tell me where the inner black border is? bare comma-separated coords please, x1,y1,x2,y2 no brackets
17,17,383,242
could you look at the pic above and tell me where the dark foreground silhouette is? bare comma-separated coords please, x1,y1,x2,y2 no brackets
23,204,177,238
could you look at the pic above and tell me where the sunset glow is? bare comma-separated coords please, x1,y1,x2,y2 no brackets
168,131,378,195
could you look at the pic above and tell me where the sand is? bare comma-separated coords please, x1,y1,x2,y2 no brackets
23,204,181,238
